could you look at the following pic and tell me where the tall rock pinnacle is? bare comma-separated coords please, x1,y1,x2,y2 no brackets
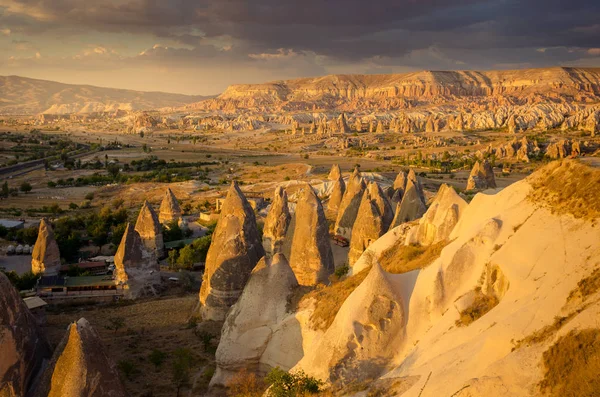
263,187,291,256
134,200,164,258
199,182,265,321
31,218,61,275
334,167,366,239
158,187,182,224
289,184,334,285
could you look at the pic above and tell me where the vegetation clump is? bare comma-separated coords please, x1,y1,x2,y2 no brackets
455,289,499,327
300,269,369,331
539,329,600,397
265,367,323,397
379,240,446,274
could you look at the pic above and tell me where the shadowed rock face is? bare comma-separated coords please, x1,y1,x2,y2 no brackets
0,273,51,397
391,178,427,228
134,200,164,258
391,170,408,202
328,164,341,181
334,168,366,239
263,187,291,256
34,318,126,397
466,160,497,191
158,188,182,224
290,185,334,286
348,188,387,267
211,253,299,386
200,182,265,321
114,223,145,284
114,223,158,298
31,218,61,275
366,182,394,232
328,173,346,214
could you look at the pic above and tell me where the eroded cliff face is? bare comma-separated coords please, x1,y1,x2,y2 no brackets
0,273,51,397
196,67,600,109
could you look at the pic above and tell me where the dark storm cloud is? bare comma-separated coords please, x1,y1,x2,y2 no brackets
1,0,600,66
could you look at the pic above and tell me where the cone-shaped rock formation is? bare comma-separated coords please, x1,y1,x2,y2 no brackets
263,187,291,256
199,182,265,321
158,187,182,224
31,218,61,275
390,178,427,228
294,262,406,383
466,160,496,191
211,253,299,386
406,184,468,246
0,272,51,397
348,191,386,267
328,173,346,214
289,185,334,285
134,200,164,258
328,164,341,181
334,167,366,239
34,318,126,397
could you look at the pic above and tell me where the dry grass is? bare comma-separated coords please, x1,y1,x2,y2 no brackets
567,267,600,302
380,241,446,274
539,328,600,397
455,290,499,327
226,368,267,397
44,295,217,397
513,313,578,350
299,269,370,331
528,160,600,220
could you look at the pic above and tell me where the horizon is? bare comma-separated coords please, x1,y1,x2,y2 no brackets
4,64,600,97
1,0,599,95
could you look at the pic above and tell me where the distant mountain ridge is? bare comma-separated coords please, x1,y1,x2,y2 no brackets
0,75,211,115
190,67,600,111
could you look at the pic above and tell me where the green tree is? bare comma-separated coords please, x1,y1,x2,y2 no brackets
168,249,179,269
172,348,193,397
1,181,8,198
265,368,322,397
19,182,32,193
148,349,167,371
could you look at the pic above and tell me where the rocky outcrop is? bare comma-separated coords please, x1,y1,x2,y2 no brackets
134,200,164,259
348,184,391,266
546,139,575,159
406,184,468,246
294,263,408,383
0,272,51,397
200,182,265,321
328,164,341,181
390,177,427,228
366,182,394,231
289,185,334,285
263,187,291,256
34,318,127,397
334,168,366,239
211,254,299,386
391,170,408,202
327,173,346,214
114,223,158,298
31,218,61,275
158,188,182,224
466,160,496,190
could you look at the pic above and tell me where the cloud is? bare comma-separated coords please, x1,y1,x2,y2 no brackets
0,0,599,94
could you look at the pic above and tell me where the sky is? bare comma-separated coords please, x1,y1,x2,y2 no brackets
0,0,599,95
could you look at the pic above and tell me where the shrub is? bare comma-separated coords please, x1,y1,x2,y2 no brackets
117,360,138,380
19,182,32,193
228,369,266,397
84,192,94,200
539,329,600,397
265,367,322,396
148,349,167,370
